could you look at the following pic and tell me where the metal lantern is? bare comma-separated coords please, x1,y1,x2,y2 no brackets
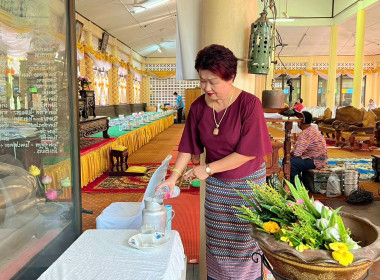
248,12,273,75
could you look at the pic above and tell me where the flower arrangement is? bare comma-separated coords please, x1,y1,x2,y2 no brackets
160,105,171,111
29,165,45,197
78,75,91,90
234,176,360,266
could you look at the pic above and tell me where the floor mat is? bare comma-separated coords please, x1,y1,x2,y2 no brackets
169,193,200,264
82,164,199,194
279,157,374,181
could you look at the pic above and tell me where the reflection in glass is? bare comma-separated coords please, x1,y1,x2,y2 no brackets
0,0,79,278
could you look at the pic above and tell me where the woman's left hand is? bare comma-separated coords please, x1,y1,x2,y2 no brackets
184,165,209,181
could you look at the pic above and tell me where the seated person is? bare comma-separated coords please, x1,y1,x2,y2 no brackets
290,111,328,185
367,99,378,111
292,98,304,112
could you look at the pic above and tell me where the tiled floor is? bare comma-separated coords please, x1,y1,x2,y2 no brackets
185,201,380,280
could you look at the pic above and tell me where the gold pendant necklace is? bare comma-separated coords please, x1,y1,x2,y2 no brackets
212,93,234,136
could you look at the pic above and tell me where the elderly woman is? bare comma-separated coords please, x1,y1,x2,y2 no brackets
157,44,272,280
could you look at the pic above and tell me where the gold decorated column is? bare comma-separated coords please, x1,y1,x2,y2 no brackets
326,25,338,109
84,30,94,89
127,54,134,104
109,45,119,105
141,63,148,104
352,9,366,107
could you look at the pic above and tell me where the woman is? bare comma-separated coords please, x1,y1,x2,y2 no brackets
156,44,273,280
292,98,304,112
367,99,378,111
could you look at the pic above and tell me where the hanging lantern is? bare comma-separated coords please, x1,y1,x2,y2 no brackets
248,12,273,75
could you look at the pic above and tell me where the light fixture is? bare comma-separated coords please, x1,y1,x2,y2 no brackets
157,47,162,53
133,0,169,13
269,18,294,22
248,11,274,75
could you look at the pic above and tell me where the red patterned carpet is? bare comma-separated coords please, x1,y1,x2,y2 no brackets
82,164,199,194
169,193,200,264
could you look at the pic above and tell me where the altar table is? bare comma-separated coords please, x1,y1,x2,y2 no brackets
42,114,174,193
38,230,186,280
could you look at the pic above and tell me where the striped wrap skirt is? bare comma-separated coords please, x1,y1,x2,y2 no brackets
205,163,266,280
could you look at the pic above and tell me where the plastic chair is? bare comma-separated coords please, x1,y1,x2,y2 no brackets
96,155,172,229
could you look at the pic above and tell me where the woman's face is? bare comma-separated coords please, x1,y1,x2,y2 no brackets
198,69,234,101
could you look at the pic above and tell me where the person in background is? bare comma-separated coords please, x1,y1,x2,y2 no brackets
157,44,273,280
173,92,184,123
290,111,328,185
367,99,378,111
292,98,304,112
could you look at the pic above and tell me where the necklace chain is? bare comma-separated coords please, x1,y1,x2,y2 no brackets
212,93,234,131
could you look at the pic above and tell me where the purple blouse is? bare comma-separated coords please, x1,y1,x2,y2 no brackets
178,91,273,179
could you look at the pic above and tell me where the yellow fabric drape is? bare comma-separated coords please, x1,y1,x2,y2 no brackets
42,115,174,195
80,139,119,188
43,158,72,200
149,71,176,78
116,115,174,155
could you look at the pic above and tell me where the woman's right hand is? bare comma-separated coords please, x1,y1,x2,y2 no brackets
155,177,177,196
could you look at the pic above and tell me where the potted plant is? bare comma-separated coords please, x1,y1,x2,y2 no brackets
234,176,380,280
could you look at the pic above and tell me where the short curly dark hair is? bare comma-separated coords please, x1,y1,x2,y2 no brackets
195,44,238,81
302,111,313,124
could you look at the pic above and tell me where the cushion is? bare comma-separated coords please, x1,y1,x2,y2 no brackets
125,166,147,174
112,145,128,152
323,108,332,119
362,110,377,127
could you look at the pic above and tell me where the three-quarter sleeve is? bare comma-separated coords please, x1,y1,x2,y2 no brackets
178,100,204,155
235,97,273,157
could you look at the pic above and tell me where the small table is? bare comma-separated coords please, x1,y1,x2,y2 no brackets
38,230,186,280
110,148,129,176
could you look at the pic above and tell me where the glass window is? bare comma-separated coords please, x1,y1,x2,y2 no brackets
0,0,80,278
335,76,366,107
274,75,301,104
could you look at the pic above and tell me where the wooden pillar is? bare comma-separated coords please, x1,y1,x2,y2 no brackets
352,9,366,108
326,25,338,109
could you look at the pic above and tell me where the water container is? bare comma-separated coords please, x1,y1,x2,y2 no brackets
154,186,181,204
165,205,175,230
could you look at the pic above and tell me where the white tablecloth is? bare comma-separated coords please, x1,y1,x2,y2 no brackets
38,230,185,280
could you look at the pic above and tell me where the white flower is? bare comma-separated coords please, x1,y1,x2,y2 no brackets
346,237,361,250
316,218,329,231
313,200,324,214
325,227,341,241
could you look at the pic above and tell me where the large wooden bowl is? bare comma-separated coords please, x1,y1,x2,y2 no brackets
250,212,380,280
